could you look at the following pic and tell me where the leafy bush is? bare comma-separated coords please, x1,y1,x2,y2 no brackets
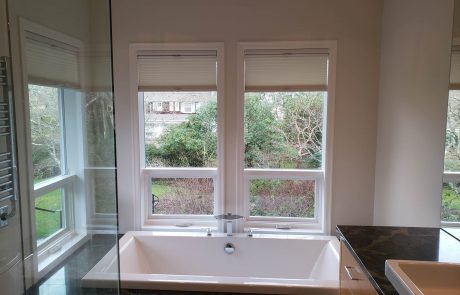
152,178,214,215
442,183,460,222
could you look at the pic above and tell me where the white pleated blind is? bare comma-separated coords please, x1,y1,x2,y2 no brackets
25,32,80,89
245,50,328,92
137,51,217,91
450,51,460,90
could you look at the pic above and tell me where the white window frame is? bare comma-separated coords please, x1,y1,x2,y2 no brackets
19,19,90,280
236,42,336,233
85,166,118,230
34,174,76,249
243,170,323,230
142,168,219,227
181,102,193,113
129,41,335,234
154,102,162,112
129,43,225,230
32,87,74,250
441,38,460,228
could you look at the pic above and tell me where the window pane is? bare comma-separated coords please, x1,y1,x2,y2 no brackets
143,92,217,168
28,84,63,183
152,178,213,215
86,92,115,167
94,169,117,214
445,90,460,171
35,189,64,243
442,182,460,222
244,92,324,169
249,179,315,218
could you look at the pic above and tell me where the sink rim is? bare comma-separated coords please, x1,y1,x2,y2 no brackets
385,259,460,295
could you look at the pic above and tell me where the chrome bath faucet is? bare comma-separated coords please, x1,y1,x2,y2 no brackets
214,213,244,236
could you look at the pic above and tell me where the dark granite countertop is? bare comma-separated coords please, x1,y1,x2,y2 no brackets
336,225,460,295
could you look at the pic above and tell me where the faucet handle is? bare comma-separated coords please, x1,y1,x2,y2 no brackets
214,213,244,220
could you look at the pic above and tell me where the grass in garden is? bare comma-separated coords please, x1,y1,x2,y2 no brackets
442,184,460,222
152,182,174,198
35,188,62,240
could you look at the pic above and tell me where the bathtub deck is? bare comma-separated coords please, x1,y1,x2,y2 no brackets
27,233,337,295
82,231,339,295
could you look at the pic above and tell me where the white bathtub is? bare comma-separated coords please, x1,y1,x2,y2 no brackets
82,231,340,294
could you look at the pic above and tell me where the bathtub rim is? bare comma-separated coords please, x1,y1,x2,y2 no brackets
82,231,340,294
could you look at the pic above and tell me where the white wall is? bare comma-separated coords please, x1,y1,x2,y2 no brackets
112,0,383,233
373,0,454,227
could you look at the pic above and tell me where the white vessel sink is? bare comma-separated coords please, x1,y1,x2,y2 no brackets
385,259,460,295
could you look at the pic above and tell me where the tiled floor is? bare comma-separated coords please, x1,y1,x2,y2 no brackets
26,234,119,295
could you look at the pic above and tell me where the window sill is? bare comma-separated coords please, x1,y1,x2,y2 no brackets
141,221,325,235
441,221,460,228
37,232,90,280
141,224,218,233
139,225,327,237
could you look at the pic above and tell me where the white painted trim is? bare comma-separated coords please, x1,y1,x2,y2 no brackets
125,41,336,233
324,41,337,234
128,44,141,230
237,41,337,234
442,171,460,182
142,168,219,221
33,174,75,198
441,221,460,227
34,172,77,253
142,167,218,178
128,43,225,229
85,167,117,227
235,43,246,219
243,172,323,226
18,18,89,282
36,233,90,281
244,169,323,179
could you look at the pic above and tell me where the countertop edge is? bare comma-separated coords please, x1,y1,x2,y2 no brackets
336,226,385,295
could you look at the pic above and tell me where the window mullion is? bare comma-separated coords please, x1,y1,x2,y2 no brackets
34,174,76,198
142,168,218,179
443,171,460,183
58,88,68,175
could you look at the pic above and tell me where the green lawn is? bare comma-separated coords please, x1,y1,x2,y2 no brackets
35,188,62,240
152,182,174,198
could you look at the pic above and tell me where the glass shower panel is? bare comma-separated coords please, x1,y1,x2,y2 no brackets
4,0,119,294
